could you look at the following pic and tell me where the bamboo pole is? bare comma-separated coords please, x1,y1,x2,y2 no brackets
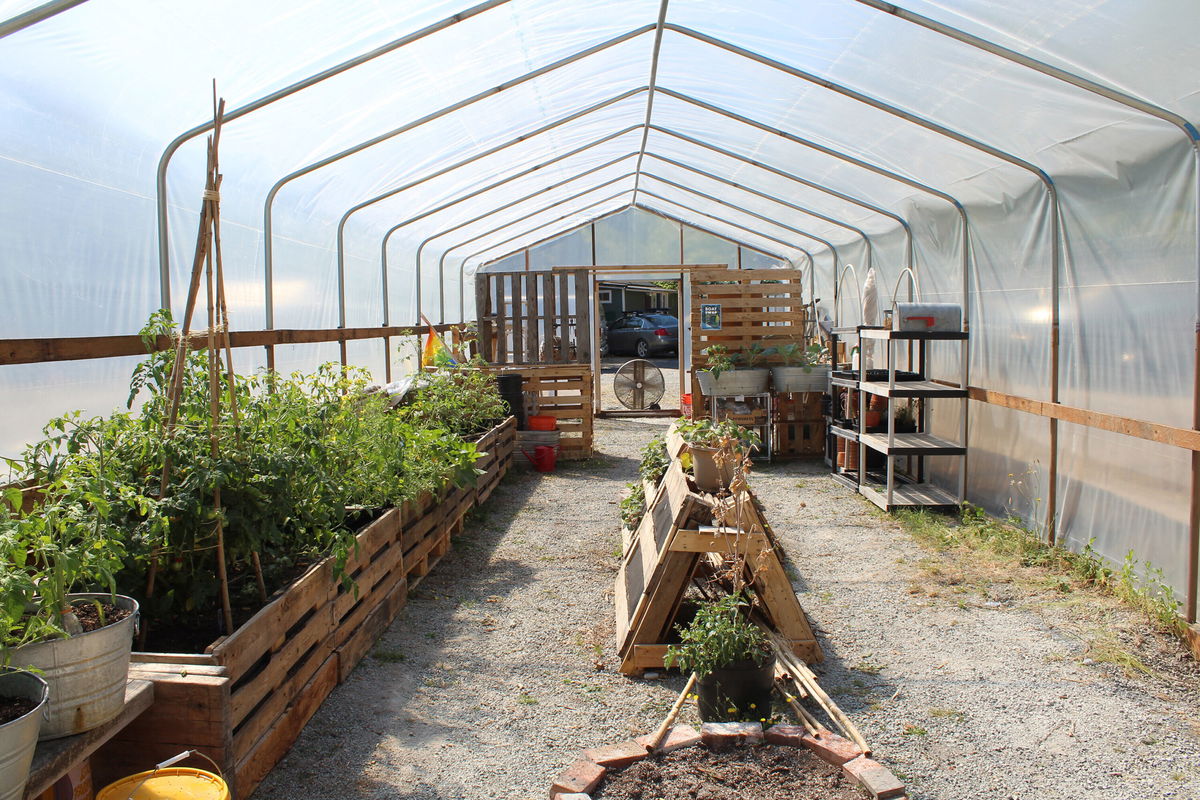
647,672,697,752
769,632,869,752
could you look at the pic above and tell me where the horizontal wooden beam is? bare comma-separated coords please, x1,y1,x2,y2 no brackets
967,386,1200,452
670,529,769,554
550,264,725,273
0,324,457,366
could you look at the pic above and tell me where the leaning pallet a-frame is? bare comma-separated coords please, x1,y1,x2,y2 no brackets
614,429,822,675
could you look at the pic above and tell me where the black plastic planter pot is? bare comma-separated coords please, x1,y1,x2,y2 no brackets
697,658,775,723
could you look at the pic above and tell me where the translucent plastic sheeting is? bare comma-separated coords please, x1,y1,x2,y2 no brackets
898,0,1200,120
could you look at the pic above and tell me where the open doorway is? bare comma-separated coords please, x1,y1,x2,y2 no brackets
591,267,692,416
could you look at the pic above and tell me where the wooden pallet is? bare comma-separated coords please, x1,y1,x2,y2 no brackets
95,417,516,798
485,364,593,460
689,268,809,408
615,446,822,675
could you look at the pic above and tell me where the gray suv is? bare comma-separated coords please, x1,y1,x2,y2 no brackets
607,313,679,357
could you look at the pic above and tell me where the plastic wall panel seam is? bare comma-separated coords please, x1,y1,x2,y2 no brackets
153,0,514,310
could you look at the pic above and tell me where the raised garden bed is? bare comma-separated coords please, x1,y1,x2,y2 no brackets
92,417,516,798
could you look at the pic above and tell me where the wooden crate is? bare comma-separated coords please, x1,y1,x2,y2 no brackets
773,392,823,458
96,418,516,798
485,364,593,460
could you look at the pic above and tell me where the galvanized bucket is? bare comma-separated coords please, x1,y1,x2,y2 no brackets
0,668,48,800
771,365,829,394
695,368,769,397
10,594,138,740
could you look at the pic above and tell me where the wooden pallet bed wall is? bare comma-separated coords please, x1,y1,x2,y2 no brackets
93,417,516,798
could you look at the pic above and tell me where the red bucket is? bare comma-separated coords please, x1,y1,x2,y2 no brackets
529,445,557,473
528,414,557,431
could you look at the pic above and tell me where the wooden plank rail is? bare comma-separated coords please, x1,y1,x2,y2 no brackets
0,324,456,366
93,417,516,799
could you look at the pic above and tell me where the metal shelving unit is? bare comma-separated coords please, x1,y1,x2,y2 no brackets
710,392,772,461
826,325,968,510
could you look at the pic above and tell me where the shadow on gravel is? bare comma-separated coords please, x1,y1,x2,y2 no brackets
746,459,897,723
256,468,548,800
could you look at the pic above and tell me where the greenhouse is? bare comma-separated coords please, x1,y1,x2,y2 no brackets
1,1,1198,798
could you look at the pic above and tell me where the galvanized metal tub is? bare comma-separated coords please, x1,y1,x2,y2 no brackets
771,365,829,394
10,594,138,740
0,668,48,800
695,368,769,396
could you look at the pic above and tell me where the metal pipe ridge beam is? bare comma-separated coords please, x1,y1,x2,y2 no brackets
473,201,786,273
263,23,656,330
631,0,670,204
398,142,855,302
416,161,643,322
383,125,880,332
429,170,816,321
0,0,87,39
448,183,806,281
455,197,802,322
154,0,513,309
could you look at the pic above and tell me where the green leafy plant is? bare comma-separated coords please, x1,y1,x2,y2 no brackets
777,342,826,371
398,366,507,438
675,418,761,451
894,402,917,429
664,592,771,678
638,436,670,485
619,482,646,530
734,342,771,369
700,345,735,379
4,311,496,650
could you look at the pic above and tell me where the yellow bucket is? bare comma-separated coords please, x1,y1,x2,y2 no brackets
96,767,230,800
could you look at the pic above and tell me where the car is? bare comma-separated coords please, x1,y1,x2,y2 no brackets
607,312,679,357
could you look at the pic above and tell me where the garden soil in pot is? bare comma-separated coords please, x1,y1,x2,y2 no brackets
593,745,862,800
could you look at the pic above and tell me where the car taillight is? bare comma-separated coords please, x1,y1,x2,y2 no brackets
654,328,668,336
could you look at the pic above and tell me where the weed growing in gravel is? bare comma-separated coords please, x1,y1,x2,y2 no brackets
929,707,965,721
852,657,885,675
517,693,538,705
372,649,406,663
897,505,1187,639
902,724,928,736
1082,628,1157,678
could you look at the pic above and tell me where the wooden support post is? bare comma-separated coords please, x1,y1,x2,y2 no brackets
1190,326,1200,624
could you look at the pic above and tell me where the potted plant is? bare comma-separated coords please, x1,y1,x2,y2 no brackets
2,416,141,740
664,592,774,722
695,344,770,396
0,667,49,799
770,342,829,394
894,401,918,433
675,419,760,492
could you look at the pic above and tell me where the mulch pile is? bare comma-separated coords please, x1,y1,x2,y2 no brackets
593,745,863,800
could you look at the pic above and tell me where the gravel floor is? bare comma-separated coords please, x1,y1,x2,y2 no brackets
257,417,1200,800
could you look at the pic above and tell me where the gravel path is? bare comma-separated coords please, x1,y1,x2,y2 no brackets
257,419,1200,800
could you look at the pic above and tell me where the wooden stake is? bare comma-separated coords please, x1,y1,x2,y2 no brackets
646,672,697,752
